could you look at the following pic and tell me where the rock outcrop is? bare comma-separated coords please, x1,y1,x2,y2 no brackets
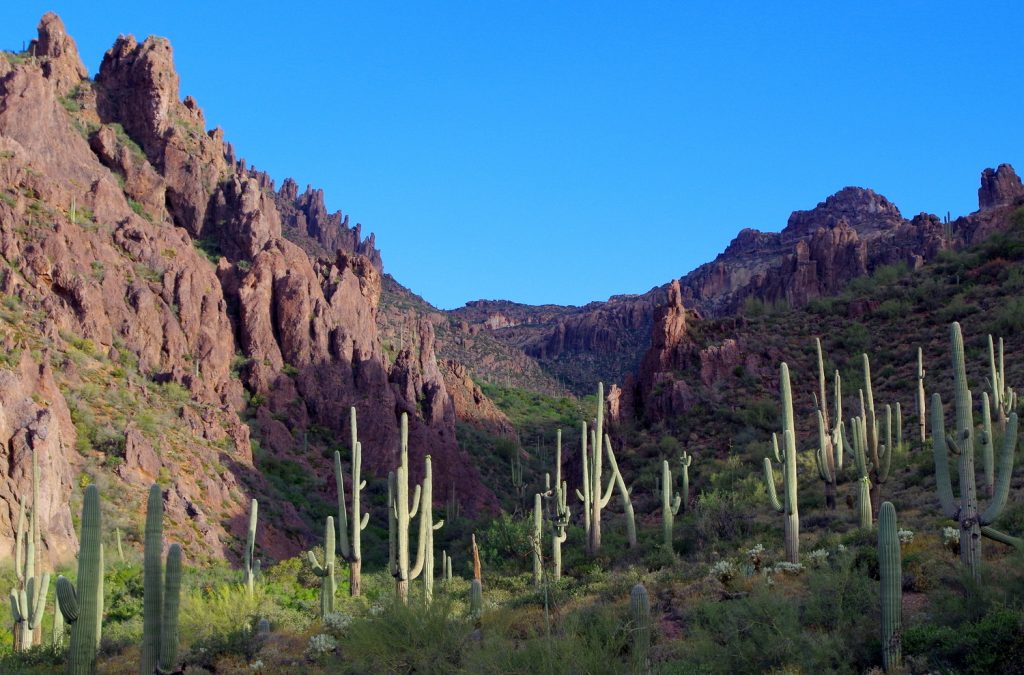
0,352,77,563
978,164,1024,211
0,14,497,563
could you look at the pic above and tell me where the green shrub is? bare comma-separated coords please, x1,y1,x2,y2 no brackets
339,596,467,673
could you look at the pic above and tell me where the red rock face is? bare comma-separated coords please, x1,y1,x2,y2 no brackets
0,353,78,563
979,164,1024,211
0,14,497,563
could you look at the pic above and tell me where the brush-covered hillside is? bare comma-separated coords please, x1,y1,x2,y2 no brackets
2,11,1024,675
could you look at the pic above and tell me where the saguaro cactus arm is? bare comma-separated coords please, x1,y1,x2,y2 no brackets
980,412,1019,525
931,395,961,521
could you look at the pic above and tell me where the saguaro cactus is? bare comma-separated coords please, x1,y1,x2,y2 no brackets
979,392,995,498
159,545,182,674
421,455,444,603
336,406,369,597
917,347,927,443
243,499,259,597
139,484,184,675
392,413,427,603
812,338,842,510
550,430,570,580
469,532,483,620
604,434,637,548
52,593,64,647
844,416,874,529
387,471,397,576
11,486,48,652
577,421,592,547
763,362,800,563
469,579,483,620
661,460,681,551
141,484,163,674
679,451,692,513
511,451,526,514
862,355,893,515
988,334,1016,433
11,448,46,650
878,502,902,672
308,517,337,617
895,402,903,454
531,493,543,587
10,571,49,652
57,484,103,675
630,583,651,675
576,385,616,555
932,322,1020,581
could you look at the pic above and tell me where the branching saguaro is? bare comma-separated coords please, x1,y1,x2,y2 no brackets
576,384,615,555
763,362,800,563
932,322,1020,581
813,338,844,510
337,406,369,596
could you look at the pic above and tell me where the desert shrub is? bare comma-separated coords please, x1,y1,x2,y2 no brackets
463,600,631,674
669,561,878,675
990,296,1024,335
695,489,754,547
904,605,1024,674
338,595,467,673
477,513,532,574
838,322,871,354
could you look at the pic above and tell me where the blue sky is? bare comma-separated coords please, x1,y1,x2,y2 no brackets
2,3,1022,309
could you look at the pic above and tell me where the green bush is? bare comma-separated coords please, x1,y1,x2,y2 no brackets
339,596,467,673
904,605,1024,674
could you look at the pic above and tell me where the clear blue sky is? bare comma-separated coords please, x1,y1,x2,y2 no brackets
3,3,1022,309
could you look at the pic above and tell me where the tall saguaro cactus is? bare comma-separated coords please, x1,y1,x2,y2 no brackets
140,484,182,675
392,413,426,603
57,484,103,675
243,499,259,597
813,338,841,510
421,455,444,603
11,449,46,650
511,451,526,514
576,384,616,555
932,322,1019,581
661,460,681,551
337,406,369,596
879,501,902,673
577,421,591,547
862,354,893,516
531,493,543,587
550,430,570,580
308,517,336,617
763,362,800,563
917,347,927,444
141,484,163,674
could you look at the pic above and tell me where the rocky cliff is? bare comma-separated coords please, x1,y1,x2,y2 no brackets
450,167,1024,401
0,13,496,565
631,168,1024,422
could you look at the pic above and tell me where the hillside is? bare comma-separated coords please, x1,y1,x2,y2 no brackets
0,13,504,569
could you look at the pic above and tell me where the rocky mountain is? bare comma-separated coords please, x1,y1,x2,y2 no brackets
0,13,499,565
633,168,1024,423
448,165,1024,398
